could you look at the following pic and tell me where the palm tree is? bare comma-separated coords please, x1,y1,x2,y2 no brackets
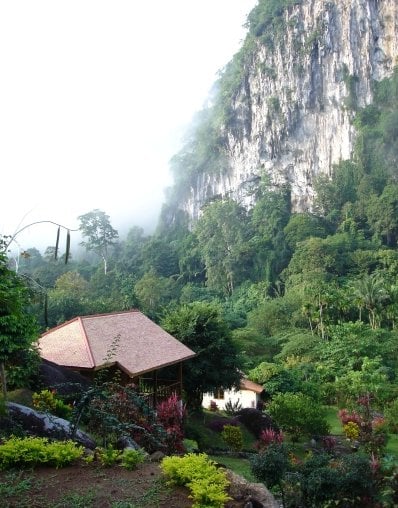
350,274,389,329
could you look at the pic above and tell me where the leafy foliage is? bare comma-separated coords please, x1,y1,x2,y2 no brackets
0,437,83,469
267,392,330,441
162,302,241,410
221,424,243,452
161,453,231,508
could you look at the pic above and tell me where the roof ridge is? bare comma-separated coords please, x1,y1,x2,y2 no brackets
80,309,140,320
78,317,96,368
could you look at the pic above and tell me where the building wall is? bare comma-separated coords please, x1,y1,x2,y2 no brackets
202,388,259,411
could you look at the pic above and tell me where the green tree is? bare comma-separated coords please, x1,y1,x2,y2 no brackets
283,213,328,250
249,182,291,283
47,271,90,325
162,302,242,410
267,392,330,441
349,273,389,329
78,209,119,275
134,270,176,319
0,243,39,397
365,184,398,246
195,199,251,295
142,237,179,278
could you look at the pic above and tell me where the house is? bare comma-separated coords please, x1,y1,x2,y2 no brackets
38,310,196,405
202,378,264,411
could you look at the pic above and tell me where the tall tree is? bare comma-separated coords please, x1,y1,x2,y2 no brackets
0,239,38,397
78,209,119,275
349,273,389,329
195,199,251,295
162,302,242,410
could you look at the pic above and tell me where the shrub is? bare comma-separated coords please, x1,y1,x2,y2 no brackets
339,399,389,454
156,393,185,454
236,408,277,438
300,452,375,506
96,445,121,467
221,425,243,452
209,400,218,412
344,421,361,441
72,382,167,452
338,408,362,426
0,437,83,469
250,443,290,488
207,416,239,433
255,428,284,451
322,435,337,453
161,453,231,508
302,465,343,505
32,389,72,419
267,393,330,441
183,438,199,453
120,449,145,470
224,398,242,416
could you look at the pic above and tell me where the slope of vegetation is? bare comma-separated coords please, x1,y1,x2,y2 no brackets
2,2,398,504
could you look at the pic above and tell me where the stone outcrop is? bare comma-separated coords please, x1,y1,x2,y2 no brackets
6,402,95,449
225,469,279,508
178,0,398,220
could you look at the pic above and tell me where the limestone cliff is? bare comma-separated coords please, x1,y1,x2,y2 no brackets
172,0,398,220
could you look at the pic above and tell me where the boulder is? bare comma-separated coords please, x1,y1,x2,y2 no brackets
225,470,279,508
6,402,95,449
38,359,91,397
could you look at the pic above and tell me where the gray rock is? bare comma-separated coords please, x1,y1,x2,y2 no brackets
149,450,165,462
116,435,141,451
6,402,95,449
225,469,279,508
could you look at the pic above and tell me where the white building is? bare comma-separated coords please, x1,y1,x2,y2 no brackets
202,378,264,411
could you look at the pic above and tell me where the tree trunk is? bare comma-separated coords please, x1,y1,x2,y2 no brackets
0,362,7,400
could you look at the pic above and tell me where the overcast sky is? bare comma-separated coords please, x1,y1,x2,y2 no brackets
0,0,256,253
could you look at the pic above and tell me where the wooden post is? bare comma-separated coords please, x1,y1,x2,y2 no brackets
153,369,158,408
178,362,183,398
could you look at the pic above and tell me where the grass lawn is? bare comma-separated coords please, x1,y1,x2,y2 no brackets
387,434,398,455
209,454,257,482
324,405,342,435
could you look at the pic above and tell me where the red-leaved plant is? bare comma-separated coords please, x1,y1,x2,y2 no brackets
156,393,186,454
255,428,284,451
338,408,362,426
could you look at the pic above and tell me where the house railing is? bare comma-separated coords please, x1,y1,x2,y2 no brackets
138,378,181,407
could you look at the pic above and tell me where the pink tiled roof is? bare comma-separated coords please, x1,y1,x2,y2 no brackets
240,378,264,394
38,310,196,377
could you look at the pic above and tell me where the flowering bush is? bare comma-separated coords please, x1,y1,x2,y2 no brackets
255,428,284,451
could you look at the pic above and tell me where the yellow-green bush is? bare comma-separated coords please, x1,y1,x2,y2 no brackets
0,437,83,469
32,389,72,419
161,453,231,508
221,424,243,452
120,449,145,470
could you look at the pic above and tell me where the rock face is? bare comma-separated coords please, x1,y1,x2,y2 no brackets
225,469,279,508
180,0,398,220
6,402,95,449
